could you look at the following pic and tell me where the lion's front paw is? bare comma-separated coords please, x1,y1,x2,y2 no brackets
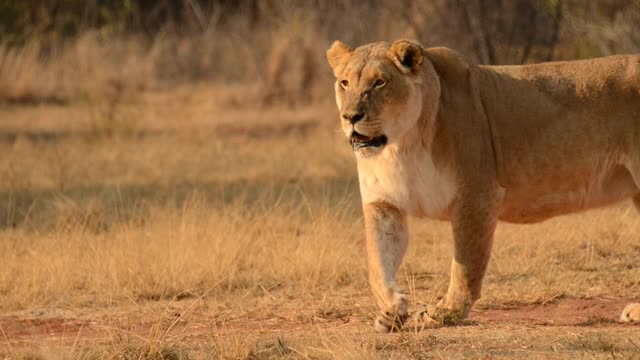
374,310,408,333
414,303,466,326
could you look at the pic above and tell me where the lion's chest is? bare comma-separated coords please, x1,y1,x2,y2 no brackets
357,150,457,218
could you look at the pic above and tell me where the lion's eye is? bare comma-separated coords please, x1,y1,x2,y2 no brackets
340,80,349,89
374,79,386,88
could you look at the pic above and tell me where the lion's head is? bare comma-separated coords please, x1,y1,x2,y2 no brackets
326,40,440,156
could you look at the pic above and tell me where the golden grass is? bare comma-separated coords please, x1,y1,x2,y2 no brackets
0,33,153,105
0,194,367,310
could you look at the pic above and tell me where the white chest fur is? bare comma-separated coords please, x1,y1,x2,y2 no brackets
357,147,457,218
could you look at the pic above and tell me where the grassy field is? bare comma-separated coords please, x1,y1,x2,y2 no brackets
1,83,640,359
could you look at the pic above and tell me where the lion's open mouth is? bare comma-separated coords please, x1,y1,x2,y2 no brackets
350,131,388,150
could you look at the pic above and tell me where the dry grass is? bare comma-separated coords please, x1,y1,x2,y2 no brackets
0,19,333,108
2,1,638,110
0,33,153,104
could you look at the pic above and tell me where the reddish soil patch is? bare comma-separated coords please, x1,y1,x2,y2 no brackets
0,316,101,346
472,297,629,325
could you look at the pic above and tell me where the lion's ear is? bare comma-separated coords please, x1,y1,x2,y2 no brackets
327,41,353,76
387,40,424,74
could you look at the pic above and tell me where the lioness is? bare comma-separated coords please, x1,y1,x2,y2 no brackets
326,39,640,332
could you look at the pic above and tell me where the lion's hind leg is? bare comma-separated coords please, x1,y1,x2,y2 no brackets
632,194,640,212
624,153,640,211
625,159,640,211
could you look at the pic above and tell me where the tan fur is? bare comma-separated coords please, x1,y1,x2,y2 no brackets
620,303,640,323
327,39,640,332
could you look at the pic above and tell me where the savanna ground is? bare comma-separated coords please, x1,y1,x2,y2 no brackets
1,83,639,359
2,1,640,358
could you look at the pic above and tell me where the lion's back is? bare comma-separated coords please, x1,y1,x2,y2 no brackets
477,55,640,223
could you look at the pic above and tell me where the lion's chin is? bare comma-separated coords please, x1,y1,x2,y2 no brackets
350,131,388,151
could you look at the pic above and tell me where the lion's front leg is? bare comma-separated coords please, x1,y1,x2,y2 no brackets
420,190,498,324
363,201,409,332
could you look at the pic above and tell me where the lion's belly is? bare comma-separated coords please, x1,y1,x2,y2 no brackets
358,150,457,218
497,164,639,223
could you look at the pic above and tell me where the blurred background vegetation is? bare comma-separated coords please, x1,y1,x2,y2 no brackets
0,0,638,105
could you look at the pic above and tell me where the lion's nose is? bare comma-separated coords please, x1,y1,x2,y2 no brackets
342,112,366,124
